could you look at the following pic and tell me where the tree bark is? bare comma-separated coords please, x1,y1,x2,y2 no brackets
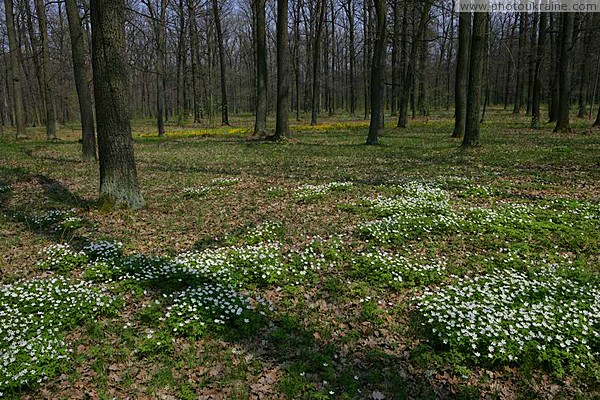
212,0,230,125
453,11,471,138
254,0,268,135
390,1,399,116
188,1,202,123
343,0,356,115
311,0,326,126
176,0,186,125
91,0,144,209
531,8,547,129
554,12,574,133
366,0,385,145
35,0,57,140
577,18,593,118
526,11,538,115
397,2,431,128
462,11,487,147
65,0,97,161
512,12,526,114
273,0,290,141
5,0,27,139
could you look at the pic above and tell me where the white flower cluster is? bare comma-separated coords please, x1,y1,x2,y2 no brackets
228,243,286,285
26,209,79,231
294,182,353,201
415,267,600,369
0,277,117,393
357,182,461,243
245,221,283,244
36,243,87,272
211,177,239,186
354,249,447,286
83,242,301,288
182,186,211,197
359,212,462,244
84,240,124,261
0,184,10,193
164,283,256,336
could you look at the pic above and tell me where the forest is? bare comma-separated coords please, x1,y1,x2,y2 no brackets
1,0,600,398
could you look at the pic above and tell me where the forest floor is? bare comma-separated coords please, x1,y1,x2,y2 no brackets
0,109,599,399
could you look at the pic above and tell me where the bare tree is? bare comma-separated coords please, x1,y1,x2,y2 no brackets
554,12,574,133
310,0,326,126
212,0,230,125
5,0,27,139
531,8,547,129
254,0,267,135
453,11,471,138
91,0,144,209
273,0,289,141
366,0,385,145
65,0,97,160
462,10,488,147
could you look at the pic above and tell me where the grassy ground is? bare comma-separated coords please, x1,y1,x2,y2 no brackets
0,108,599,399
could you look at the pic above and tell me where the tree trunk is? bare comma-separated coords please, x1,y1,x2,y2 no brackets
254,0,268,135
453,11,471,138
273,0,290,141
34,0,57,140
212,0,230,125
65,0,97,161
512,12,526,114
577,19,593,118
5,0,27,139
397,2,431,128
531,9,547,129
176,0,186,125
554,12,574,133
343,0,356,115
548,13,560,123
366,0,385,145
188,1,201,123
91,0,144,209
462,11,487,147
526,11,538,115
417,26,428,117
311,0,326,126
390,1,399,116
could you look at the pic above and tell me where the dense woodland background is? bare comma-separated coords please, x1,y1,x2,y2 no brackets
1,0,600,136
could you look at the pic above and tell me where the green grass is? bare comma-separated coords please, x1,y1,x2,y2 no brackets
0,108,599,399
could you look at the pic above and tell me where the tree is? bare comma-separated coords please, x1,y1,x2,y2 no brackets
311,0,327,126
188,0,202,123
595,105,600,127
453,11,471,138
366,0,385,145
342,0,356,115
212,0,230,125
531,8,547,129
91,0,144,209
462,10,488,147
143,0,167,137
397,1,431,129
554,12,574,133
65,0,97,161
4,0,27,139
34,0,57,140
512,12,526,114
390,0,400,116
273,0,290,141
254,0,267,135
